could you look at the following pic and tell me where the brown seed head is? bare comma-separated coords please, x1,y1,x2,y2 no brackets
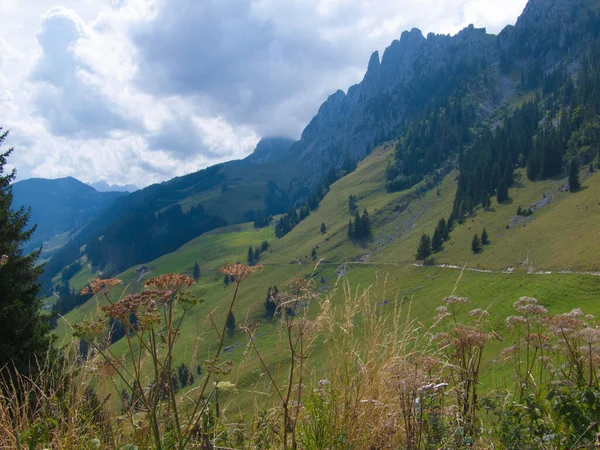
469,308,489,318
579,327,600,345
453,325,490,349
218,263,262,283
81,278,123,295
443,295,469,306
144,273,195,290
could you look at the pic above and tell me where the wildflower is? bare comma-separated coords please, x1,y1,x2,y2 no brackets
513,296,538,309
0,254,7,267
443,295,469,305
144,273,195,290
567,308,585,318
318,379,331,386
81,278,123,295
526,332,549,349
505,316,527,330
453,325,490,349
579,327,600,345
469,308,489,318
219,263,262,283
546,314,583,335
518,304,548,317
101,293,144,319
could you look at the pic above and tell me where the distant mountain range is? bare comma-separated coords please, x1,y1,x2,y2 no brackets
12,177,126,254
89,180,138,193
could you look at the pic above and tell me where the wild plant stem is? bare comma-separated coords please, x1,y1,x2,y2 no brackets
182,281,240,448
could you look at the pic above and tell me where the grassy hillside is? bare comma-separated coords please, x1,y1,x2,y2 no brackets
54,143,600,418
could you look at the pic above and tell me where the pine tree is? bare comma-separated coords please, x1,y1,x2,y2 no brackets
254,247,261,261
311,248,317,260
247,246,254,265
471,234,481,254
415,234,432,261
226,311,236,338
361,209,371,237
447,214,455,233
496,178,509,203
192,261,200,281
569,158,581,192
481,228,489,245
504,159,514,187
348,219,354,239
353,210,362,239
321,222,327,234
432,227,443,253
0,130,49,375
437,218,448,241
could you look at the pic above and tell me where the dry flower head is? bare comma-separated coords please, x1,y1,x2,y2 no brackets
81,278,123,295
219,263,262,283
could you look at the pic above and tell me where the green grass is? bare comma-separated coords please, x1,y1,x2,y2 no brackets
55,145,600,414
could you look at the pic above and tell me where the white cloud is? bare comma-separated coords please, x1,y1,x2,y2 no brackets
0,0,528,187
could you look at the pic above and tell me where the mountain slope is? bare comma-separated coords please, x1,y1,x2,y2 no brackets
12,177,124,255
54,142,600,414
40,138,301,285
43,0,600,294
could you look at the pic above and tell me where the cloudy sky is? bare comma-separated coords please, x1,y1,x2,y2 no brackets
0,0,528,188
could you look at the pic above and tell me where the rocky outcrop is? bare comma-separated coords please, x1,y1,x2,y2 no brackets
244,137,296,164
290,0,590,185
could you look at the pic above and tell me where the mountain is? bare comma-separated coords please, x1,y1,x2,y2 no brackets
40,138,304,284
42,0,600,290
242,137,295,164
289,0,598,183
90,180,138,193
11,177,125,254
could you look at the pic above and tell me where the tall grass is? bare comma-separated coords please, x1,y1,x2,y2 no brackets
2,264,600,449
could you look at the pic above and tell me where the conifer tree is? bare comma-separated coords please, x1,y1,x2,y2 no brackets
0,129,49,374
481,228,489,245
321,222,327,234
504,159,514,187
348,219,354,239
226,311,236,338
496,178,509,203
361,209,371,238
432,227,443,253
192,261,200,281
247,246,254,265
471,234,481,253
437,218,448,241
254,247,261,261
415,233,432,261
569,158,581,192
353,210,362,239
447,214,455,233
311,248,317,260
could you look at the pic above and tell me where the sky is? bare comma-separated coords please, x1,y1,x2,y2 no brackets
0,0,528,188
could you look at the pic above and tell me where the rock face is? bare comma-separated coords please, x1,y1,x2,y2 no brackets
289,0,589,184
244,137,296,164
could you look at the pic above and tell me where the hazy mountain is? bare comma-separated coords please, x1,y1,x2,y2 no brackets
90,180,138,193
12,177,125,254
